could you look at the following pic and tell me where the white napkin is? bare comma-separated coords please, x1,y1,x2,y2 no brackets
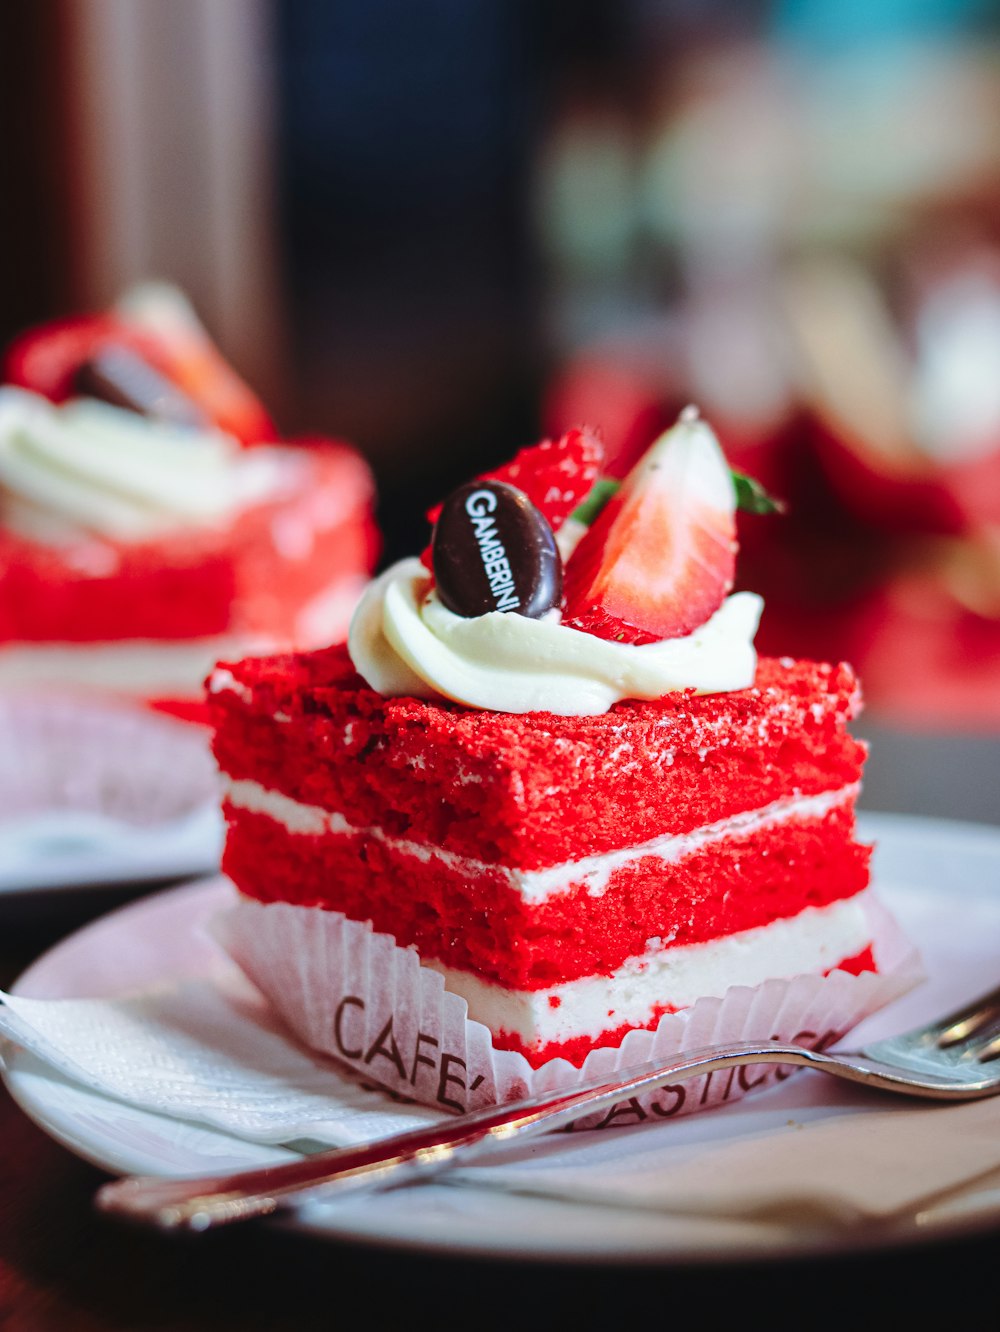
0,973,443,1146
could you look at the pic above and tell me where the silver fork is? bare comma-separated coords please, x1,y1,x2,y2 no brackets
96,982,1000,1231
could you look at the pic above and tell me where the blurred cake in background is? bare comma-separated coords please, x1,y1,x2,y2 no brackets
535,32,1000,733
543,245,1000,731
0,282,378,716
765,247,1000,728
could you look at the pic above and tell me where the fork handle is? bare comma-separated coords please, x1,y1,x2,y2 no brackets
95,1042,822,1231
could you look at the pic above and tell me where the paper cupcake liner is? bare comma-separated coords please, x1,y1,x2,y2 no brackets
213,889,924,1126
0,692,219,828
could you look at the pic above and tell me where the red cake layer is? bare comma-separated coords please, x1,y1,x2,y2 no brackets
221,797,870,988
209,647,866,869
0,444,376,644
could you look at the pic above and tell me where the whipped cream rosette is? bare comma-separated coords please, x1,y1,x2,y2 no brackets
349,558,763,715
0,388,282,544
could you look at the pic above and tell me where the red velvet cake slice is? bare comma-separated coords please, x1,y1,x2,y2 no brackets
209,638,873,1070
209,409,906,1094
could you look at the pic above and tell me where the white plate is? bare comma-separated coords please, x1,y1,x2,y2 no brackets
4,810,1000,1264
0,803,225,894
0,694,224,894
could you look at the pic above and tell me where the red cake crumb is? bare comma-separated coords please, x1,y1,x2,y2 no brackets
209,645,866,868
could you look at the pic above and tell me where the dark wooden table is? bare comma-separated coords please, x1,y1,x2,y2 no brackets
2,720,998,1330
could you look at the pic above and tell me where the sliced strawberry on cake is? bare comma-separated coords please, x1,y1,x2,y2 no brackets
4,283,276,446
112,282,276,446
420,427,604,569
4,314,178,407
562,407,737,644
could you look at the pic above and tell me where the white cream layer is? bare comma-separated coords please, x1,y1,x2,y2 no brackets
431,892,875,1047
222,777,859,905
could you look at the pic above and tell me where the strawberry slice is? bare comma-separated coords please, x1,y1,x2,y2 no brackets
4,287,277,445
4,315,173,403
113,282,276,445
562,409,737,643
420,426,604,569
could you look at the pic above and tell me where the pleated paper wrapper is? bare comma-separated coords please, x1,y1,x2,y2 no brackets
0,692,219,828
213,891,923,1126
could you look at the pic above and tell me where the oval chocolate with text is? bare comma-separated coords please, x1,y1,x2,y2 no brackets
432,480,562,619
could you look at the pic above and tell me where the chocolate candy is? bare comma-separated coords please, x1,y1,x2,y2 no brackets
73,344,209,428
432,480,562,619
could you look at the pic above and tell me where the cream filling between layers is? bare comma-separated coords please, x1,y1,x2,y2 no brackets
430,892,875,1047
221,777,860,905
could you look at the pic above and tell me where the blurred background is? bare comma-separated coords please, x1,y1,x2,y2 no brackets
2,0,999,820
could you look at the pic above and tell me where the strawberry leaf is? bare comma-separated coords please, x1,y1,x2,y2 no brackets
731,471,785,515
569,478,620,526
571,470,785,527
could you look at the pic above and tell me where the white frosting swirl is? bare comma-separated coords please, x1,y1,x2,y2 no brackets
0,387,283,542
349,558,763,716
